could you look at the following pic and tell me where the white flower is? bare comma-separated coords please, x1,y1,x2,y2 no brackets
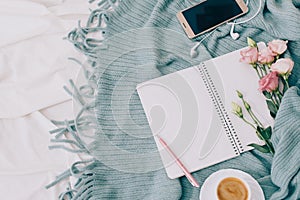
268,40,288,55
270,58,294,75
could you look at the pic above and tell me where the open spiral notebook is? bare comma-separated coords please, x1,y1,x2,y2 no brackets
136,48,273,179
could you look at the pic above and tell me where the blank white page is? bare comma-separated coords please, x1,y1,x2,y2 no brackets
137,66,238,179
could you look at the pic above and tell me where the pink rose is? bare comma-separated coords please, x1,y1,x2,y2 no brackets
258,47,276,64
259,71,279,92
268,39,288,55
240,47,258,64
270,58,294,75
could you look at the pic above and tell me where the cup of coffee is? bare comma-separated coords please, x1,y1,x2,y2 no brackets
216,177,251,200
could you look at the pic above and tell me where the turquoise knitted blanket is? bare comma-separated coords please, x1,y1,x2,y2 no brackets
48,0,300,199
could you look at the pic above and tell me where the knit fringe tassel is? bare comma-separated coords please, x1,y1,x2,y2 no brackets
46,1,121,199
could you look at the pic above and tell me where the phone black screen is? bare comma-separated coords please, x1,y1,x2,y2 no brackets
182,0,243,34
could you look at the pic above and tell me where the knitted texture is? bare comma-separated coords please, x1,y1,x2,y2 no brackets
48,0,300,199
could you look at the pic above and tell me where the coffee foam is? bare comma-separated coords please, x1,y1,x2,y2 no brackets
217,177,249,200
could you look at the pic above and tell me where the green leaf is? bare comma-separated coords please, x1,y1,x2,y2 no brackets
270,111,276,119
256,126,272,140
266,100,277,118
263,126,272,140
263,91,272,99
248,143,270,153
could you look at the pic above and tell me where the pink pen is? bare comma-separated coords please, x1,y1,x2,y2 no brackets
157,136,200,188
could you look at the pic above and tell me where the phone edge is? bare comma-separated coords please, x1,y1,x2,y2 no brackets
177,0,249,39
176,11,195,39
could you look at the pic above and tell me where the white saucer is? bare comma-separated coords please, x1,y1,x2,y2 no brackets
199,169,265,200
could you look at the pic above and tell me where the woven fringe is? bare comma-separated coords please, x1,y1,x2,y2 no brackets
46,0,120,199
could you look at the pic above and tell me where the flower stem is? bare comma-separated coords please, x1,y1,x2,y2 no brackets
276,90,283,101
274,91,282,105
253,64,263,78
259,64,268,76
255,128,275,155
272,92,281,108
284,76,290,89
256,68,262,78
266,140,275,155
269,93,279,110
242,117,256,130
264,139,275,155
248,109,264,127
240,98,264,127
258,66,265,77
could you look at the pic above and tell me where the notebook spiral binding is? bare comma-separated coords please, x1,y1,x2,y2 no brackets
197,63,244,155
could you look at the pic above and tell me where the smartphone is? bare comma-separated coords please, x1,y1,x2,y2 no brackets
177,0,248,39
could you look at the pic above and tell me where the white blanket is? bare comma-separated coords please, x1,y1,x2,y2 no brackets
0,0,91,199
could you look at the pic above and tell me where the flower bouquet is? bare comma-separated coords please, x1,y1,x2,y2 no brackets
232,38,294,155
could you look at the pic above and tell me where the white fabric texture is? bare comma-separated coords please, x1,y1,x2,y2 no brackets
0,0,90,118
0,0,90,199
0,109,77,199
